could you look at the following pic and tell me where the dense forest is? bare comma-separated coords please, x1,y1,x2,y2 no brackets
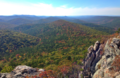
0,15,120,77
0,30,39,55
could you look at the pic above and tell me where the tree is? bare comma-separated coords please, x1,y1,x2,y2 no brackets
116,28,120,33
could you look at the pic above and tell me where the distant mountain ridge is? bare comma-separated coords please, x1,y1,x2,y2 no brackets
7,18,33,25
13,20,108,37
0,15,119,34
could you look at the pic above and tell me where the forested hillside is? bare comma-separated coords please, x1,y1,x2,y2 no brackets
64,19,114,33
77,16,120,24
78,16,120,29
0,22,16,29
7,18,33,25
0,30,39,55
102,18,120,28
0,20,108,73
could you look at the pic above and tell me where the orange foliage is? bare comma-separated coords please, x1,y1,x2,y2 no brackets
19,55,21,58
24,53,26,56
32,76,37,78
46,70,56,78
40,38,41,41
9,50,12,53
58,65,70,74
39,70,56,78
16,54,20,58
57,40,66,43
41,52,48,56
25,76,29,78
41,42,43,44
63,47,68,49
39,71,47,77
30,46,33,48
50,60,54,63
56,33,59,35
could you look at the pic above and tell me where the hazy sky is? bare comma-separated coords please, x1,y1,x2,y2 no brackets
0,0,120,16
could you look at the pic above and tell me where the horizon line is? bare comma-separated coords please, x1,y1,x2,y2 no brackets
0,14,120,17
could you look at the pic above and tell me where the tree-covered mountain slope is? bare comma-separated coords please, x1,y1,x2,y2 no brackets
64,19,114,34
78,16,120,29
34,17,60,24
7,18,34,25
14,20,108,36
78,16,120,24
0,30,39,55
0,22,16,29
29,17,114,34
13,20,108,54
101,18,120,28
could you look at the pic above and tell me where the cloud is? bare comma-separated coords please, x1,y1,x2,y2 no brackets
73,7,120,15
0,2,120,16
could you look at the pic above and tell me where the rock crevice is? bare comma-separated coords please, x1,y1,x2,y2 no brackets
83,37,120,78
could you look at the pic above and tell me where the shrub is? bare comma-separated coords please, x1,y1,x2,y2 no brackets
1,66,13,73
116,28,120,33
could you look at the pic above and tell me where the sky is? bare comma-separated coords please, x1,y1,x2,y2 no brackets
0,0,120,16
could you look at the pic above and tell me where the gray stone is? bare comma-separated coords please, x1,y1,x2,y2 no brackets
94,41,100,51
38,69,45,73
88,45,94,53
112,38,120,46
0,73,8,78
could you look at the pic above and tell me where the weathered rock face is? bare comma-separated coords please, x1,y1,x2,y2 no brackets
0,65,44,78
83,41,101,78
83,37,120,78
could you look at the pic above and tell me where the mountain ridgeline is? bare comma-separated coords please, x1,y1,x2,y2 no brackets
14,20,108,37
0,15,119,33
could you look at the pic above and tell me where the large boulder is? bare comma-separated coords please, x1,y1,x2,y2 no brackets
13,65,38,74
0,65,45,78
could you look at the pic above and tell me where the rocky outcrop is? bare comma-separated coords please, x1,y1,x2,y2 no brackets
0,65,45,78
83,37,120,78
83,41,101,78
